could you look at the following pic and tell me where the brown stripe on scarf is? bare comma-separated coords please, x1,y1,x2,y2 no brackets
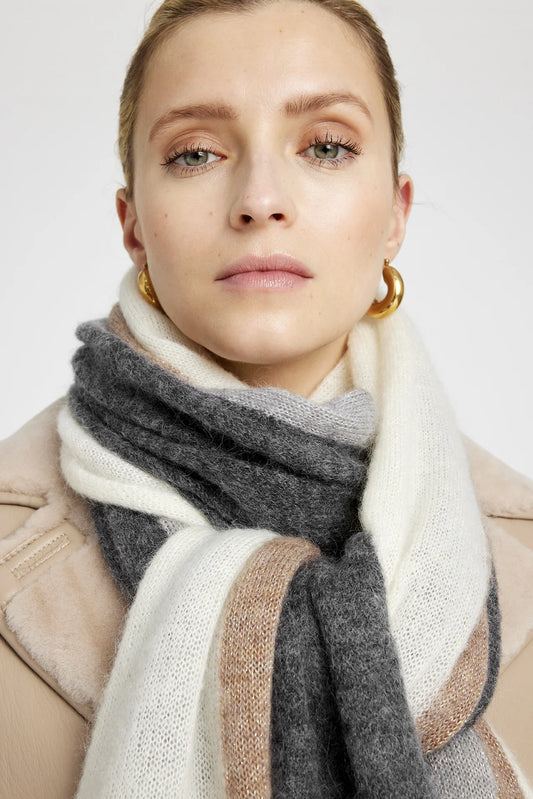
218,537,320,799
417,609,489,753
475,719,525,798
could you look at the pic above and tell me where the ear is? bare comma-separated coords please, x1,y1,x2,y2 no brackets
116,188,147,269
385,173,414,262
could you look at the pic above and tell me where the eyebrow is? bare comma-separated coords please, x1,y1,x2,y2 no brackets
284,92,372,121
149,103,238,141
149,91,372,141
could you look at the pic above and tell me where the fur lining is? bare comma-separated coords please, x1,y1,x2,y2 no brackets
4,535,125,709
487,518,533,667
465,437,533,519
1,402,126,709
0,401,94,562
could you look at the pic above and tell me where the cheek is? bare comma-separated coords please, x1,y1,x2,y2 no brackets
138,178,217,250
142,211,206,267
320,174,393,245
325,201,392,310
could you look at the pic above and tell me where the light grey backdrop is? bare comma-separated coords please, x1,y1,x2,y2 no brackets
1,0,532,474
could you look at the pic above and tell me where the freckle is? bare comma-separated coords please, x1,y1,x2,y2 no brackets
164,213,168,219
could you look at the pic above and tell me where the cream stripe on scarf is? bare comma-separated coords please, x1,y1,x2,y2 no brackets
349,314,490,716
76,524,278,798
58,406,208,526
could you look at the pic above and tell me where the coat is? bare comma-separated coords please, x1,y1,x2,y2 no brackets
1,400,532,798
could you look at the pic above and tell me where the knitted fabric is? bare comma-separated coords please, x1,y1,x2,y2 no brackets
60,267,527,798
271,532,433,798
67,319,374,595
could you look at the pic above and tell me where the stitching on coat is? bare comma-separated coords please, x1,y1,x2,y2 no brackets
0,530,48,565
9,533,70,580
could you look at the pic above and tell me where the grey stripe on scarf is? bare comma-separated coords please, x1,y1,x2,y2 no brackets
69,320,375,592
271,532,435,799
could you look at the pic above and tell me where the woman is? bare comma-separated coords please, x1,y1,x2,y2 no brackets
1,1,532,796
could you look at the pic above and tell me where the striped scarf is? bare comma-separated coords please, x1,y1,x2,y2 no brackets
60,268,526,798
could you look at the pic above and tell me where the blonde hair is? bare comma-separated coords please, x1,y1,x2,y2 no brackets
118,0,404,198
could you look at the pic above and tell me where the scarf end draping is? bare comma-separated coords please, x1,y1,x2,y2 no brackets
76,522,522,799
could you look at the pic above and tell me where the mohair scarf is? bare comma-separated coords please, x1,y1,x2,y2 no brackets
59,268,527,798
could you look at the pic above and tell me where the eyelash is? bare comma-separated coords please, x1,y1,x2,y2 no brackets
161,133,362,175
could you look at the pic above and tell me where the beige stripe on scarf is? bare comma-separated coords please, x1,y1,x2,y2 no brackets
475,719,525,798
417,608,489,753
218,537,320,798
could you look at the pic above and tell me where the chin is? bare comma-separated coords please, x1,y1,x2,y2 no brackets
191,314,307,365
211,340,307,368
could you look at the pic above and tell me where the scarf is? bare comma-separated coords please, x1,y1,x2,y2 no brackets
59,268,527,798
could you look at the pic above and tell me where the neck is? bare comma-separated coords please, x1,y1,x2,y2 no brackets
213,336,348,397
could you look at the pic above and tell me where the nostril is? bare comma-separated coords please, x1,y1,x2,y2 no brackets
237,211,284,225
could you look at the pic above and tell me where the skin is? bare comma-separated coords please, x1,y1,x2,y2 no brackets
117,0,413,396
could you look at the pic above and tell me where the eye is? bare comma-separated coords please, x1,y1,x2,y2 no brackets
301,135,362,167
310,142,343,160
162,146,222,173
175,149,219,167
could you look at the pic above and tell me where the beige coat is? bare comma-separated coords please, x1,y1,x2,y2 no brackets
1,401,532,798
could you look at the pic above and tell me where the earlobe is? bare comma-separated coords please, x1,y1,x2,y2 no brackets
385,173,414,260
116,188,146,269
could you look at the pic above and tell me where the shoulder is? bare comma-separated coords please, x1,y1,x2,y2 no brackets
464,437,533,522
462,437,533,662
462,440,533,784
0,401,126,717
0,400,70,508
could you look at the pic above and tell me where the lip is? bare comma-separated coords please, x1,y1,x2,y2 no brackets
216,254,313,282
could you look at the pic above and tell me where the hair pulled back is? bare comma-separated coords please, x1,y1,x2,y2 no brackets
118,0,404,198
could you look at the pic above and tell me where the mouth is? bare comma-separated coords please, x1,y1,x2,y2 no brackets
216,254,313,290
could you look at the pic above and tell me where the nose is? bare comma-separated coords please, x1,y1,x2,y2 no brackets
229,156,296,230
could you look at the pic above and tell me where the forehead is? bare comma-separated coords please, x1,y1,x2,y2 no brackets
137,1,388,134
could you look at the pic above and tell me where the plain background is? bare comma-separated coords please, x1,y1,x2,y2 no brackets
1,0,532,475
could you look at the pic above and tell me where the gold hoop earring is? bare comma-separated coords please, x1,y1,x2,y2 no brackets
138,265,162,310
366,259,404,319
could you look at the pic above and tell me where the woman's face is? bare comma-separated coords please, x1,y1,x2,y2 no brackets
118,0,412,387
